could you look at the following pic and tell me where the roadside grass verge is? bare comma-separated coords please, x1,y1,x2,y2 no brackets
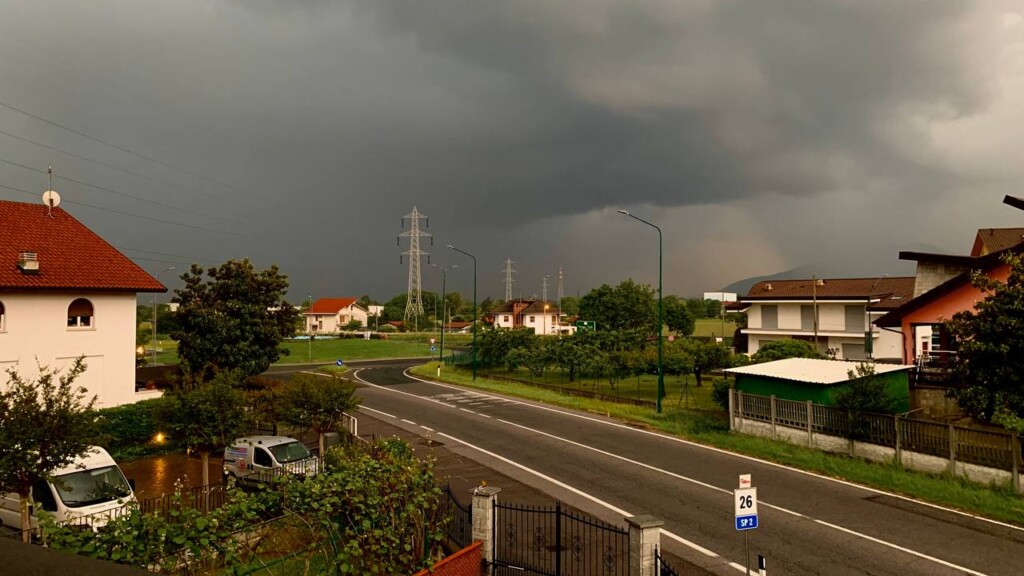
408,364,1024,527
151,336,473,366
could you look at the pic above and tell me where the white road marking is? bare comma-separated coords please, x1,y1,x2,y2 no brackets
402,369,1024,534
460,408,476,414
421,426,434,432
360,405,395,419
359,371,995,575
401,419,417,425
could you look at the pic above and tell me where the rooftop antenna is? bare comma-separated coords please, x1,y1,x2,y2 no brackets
398,207,431,329
42,165,61,217
503,258,516,301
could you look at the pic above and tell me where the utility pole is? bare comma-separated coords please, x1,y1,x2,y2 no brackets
399,207,431,332
812,276,819,352
557,266,564,335
542,274,551,304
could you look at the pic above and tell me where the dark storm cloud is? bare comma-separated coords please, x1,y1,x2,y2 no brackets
0,1,1021,299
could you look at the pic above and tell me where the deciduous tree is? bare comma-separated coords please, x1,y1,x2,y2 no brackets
0,359,99,540
578,280,657,332
664,296,696,336
281,372,361,456
947,253,1024,423
752,339,825,363
172,259,301,379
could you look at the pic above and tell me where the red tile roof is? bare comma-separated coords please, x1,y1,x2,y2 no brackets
743,277,915,310
0,200,165,292
971,227,1024,257
307,297,359,314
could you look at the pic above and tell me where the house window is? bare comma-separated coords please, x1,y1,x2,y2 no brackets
761,305,778,330
503,315,509,322
800,305,815,331
529,316,535,322
0,300,5,331
67,298,94,328
844,305,865,333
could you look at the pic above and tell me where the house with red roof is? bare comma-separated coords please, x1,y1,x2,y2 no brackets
305,297,369,334
490,298,563,335
740,276,916,361
876,214,1024,366
0,200,165,407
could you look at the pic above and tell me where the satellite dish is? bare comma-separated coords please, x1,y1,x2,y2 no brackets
42,189,61,209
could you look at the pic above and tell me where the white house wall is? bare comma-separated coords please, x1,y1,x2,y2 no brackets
744,302,900,361
0,292,139,408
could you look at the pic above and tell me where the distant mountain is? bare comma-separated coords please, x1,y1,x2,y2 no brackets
722,259,918,296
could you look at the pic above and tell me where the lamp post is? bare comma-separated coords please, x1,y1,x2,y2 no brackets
447,244,477,380
431,263,457,362
544,303,550,335
152,267,176,366
618,210,664,414
307,293,313,362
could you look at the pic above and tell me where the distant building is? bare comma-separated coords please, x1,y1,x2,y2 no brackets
703,292,738,302
740,277,915,361
305,298,369,333
490,298,561,335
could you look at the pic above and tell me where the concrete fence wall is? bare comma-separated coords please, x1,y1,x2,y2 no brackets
730,389,1023,491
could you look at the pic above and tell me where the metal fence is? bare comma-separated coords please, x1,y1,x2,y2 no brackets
493,500,629,576
654,545,680,576
438,483,473,550
734,390,1024,476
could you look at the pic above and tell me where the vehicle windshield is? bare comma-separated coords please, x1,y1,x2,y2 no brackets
270,441,312,464
52,465,132,508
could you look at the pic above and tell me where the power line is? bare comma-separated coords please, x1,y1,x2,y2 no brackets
0,155,238,223
118,246,211,264
0,180,259,240
0,98,246,193
0,126,232,207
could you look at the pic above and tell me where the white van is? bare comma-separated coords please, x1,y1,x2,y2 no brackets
0,446,135,531
223,436,321,487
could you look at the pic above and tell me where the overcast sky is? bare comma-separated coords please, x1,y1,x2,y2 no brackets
1,1,1023,304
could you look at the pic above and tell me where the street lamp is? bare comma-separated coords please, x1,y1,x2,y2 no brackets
152,267,176,367
544,303,550,335
307,293,313,362
447,244,477,380
431,263,457,363
618,210,664,414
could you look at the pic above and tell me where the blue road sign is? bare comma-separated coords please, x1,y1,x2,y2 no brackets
735,515,758,531
336,359,344,366
430,346,436,352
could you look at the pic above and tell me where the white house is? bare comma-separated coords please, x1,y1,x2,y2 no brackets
490,299,562,335
740,277,914,361
0,199,165,407
306,297,369,334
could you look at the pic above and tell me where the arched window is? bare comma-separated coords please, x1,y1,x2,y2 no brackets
0,300,5,331
67,298,94,328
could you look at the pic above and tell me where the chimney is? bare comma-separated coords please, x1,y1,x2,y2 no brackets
17,252,39,274
816,278,825,286
764,283,772,292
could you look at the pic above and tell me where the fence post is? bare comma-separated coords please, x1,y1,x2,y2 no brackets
894,414,902,467
728,388,735,431
806,400,814,447
737,391,745,432
625,515,664,576
471,484,501,574
1012,432,1021,494
948,423,957,476
770,395,777,438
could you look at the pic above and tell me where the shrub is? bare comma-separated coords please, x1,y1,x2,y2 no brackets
711,378,732,411
96,398,172,459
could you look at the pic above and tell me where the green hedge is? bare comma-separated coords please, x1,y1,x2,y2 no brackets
95,398,174,460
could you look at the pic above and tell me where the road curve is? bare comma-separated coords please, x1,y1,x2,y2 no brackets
352,363,1024,576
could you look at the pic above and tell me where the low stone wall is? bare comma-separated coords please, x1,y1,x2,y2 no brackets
736,417,1022,488
911,387,962,420
413,540,483,576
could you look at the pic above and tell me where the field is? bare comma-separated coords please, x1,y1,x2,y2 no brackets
149,332,474,365
692,318,736,339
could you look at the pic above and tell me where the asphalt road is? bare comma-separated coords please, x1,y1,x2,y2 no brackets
349,362,1024,576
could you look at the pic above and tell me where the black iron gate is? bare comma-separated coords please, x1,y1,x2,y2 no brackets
493,500,629,576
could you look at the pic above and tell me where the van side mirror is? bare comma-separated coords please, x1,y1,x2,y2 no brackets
127,478,136,492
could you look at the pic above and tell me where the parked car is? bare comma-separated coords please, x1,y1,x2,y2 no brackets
0,446,135,532
223,436,321,487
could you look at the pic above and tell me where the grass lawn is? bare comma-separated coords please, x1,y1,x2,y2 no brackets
482,367,718,409
692,318,736,338
149,332,474,365
408,364,1024,527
